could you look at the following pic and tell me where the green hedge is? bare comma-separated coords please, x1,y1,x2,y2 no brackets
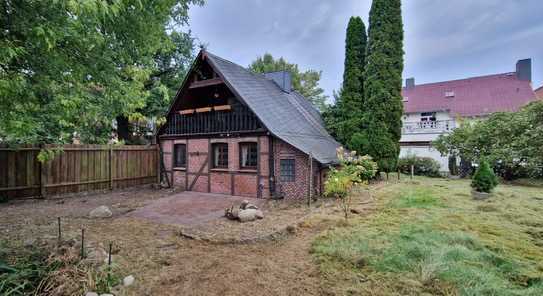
398,155,442,177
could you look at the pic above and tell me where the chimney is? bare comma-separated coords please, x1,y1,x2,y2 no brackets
405,77,415,89
264,71,292,92
516,59,532,82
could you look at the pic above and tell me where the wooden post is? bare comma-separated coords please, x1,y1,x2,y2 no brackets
109,146,113,190
308,153,313,207
397,168,400,180
40,144,47,198
156,144,161,185
410,165,414,179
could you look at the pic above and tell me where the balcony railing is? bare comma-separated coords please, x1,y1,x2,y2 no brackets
402,120,455,134
163,105,263,136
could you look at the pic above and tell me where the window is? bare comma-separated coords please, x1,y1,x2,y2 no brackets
212,143,229,168
420,112,436,122
280,159,295,182
239,142,258,169
173,144,186,168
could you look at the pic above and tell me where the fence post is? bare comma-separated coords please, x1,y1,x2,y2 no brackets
410,165,414,179
109,146,113,190
39,144,47,198
156,144,161,185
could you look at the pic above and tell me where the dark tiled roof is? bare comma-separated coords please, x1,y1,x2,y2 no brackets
402,73,538,117
205,51,340,164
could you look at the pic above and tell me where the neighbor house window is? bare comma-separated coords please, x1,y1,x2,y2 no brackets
173,144,186,168
212,143,229,168
420,112,436,122
239,142,258,169
280,159,295,182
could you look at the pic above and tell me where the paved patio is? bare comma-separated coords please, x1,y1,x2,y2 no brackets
129,191,265,226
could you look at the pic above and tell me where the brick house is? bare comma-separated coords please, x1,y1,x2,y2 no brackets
157,50,340,199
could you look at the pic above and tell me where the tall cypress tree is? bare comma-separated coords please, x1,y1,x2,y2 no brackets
353,0,404,171
324,17,367,147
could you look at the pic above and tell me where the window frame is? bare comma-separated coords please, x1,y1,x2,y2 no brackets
212,143,229,169
280,159,296,182
173,143,187,168
239,142,258,170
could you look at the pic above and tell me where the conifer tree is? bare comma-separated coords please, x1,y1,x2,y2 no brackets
357,0,404,172
324,17,367,146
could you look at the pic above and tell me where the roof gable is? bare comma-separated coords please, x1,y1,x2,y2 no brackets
163,50,340,164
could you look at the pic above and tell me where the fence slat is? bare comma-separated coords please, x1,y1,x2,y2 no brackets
0,144,158,199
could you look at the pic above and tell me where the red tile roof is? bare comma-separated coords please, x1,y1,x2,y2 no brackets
402,73,538,117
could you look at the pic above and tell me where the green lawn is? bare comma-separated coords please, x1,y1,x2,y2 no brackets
312,177,543,295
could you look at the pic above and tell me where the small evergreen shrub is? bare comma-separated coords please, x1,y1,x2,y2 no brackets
398,155,441,177
471,161,498,193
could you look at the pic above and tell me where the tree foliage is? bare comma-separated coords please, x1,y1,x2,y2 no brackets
434,101,543,179
471,161,498,193
324,17,367,146
248,53,327,111
0,0,203,144
356,0,404,172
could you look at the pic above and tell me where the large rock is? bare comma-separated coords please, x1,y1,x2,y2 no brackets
240,200,250,210
255,210,264,219
238,209,258,222
89,206,113,218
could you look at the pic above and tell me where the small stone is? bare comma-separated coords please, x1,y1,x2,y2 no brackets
89,206,113,218
238,209,258,222
255,210,264,219
99,294,114,296
123,275,135,286
23,238,35,248
240,200,250,210
286,225,297,234
85,292,98,296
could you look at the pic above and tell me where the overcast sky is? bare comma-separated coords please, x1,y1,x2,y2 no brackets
188,0,543,101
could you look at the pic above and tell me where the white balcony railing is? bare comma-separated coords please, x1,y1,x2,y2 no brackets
402,120,455,134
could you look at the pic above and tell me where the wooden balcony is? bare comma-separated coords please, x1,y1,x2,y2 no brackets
162,105,264,136
402,120,455,134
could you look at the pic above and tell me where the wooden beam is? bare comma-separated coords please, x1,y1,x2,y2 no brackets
188,77,224,89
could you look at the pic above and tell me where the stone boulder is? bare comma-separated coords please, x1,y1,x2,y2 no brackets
255,210,264,219
240,200,250,210
238,209,258,222
89,206,113,218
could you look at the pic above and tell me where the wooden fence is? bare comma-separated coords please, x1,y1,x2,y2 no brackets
0,144,158,199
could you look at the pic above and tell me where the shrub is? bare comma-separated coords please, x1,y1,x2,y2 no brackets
471,161,498,193
324,147,378,219
398,155,441,177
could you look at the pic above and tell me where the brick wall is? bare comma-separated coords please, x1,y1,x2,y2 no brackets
272,138,323,199
160,135,272,198
160,136,324,199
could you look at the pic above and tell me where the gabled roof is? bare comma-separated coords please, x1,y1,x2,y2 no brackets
402,73,538,117
190,51,340,164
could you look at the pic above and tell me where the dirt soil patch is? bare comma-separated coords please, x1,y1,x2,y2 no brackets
0,186,377,296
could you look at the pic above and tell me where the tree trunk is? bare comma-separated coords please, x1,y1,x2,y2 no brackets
116,116,131,143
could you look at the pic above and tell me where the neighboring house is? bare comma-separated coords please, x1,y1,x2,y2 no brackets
157,50,340,199
400,59,538,172
536,85,543,99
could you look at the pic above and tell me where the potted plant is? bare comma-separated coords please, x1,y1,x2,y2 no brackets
471,160,498,200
